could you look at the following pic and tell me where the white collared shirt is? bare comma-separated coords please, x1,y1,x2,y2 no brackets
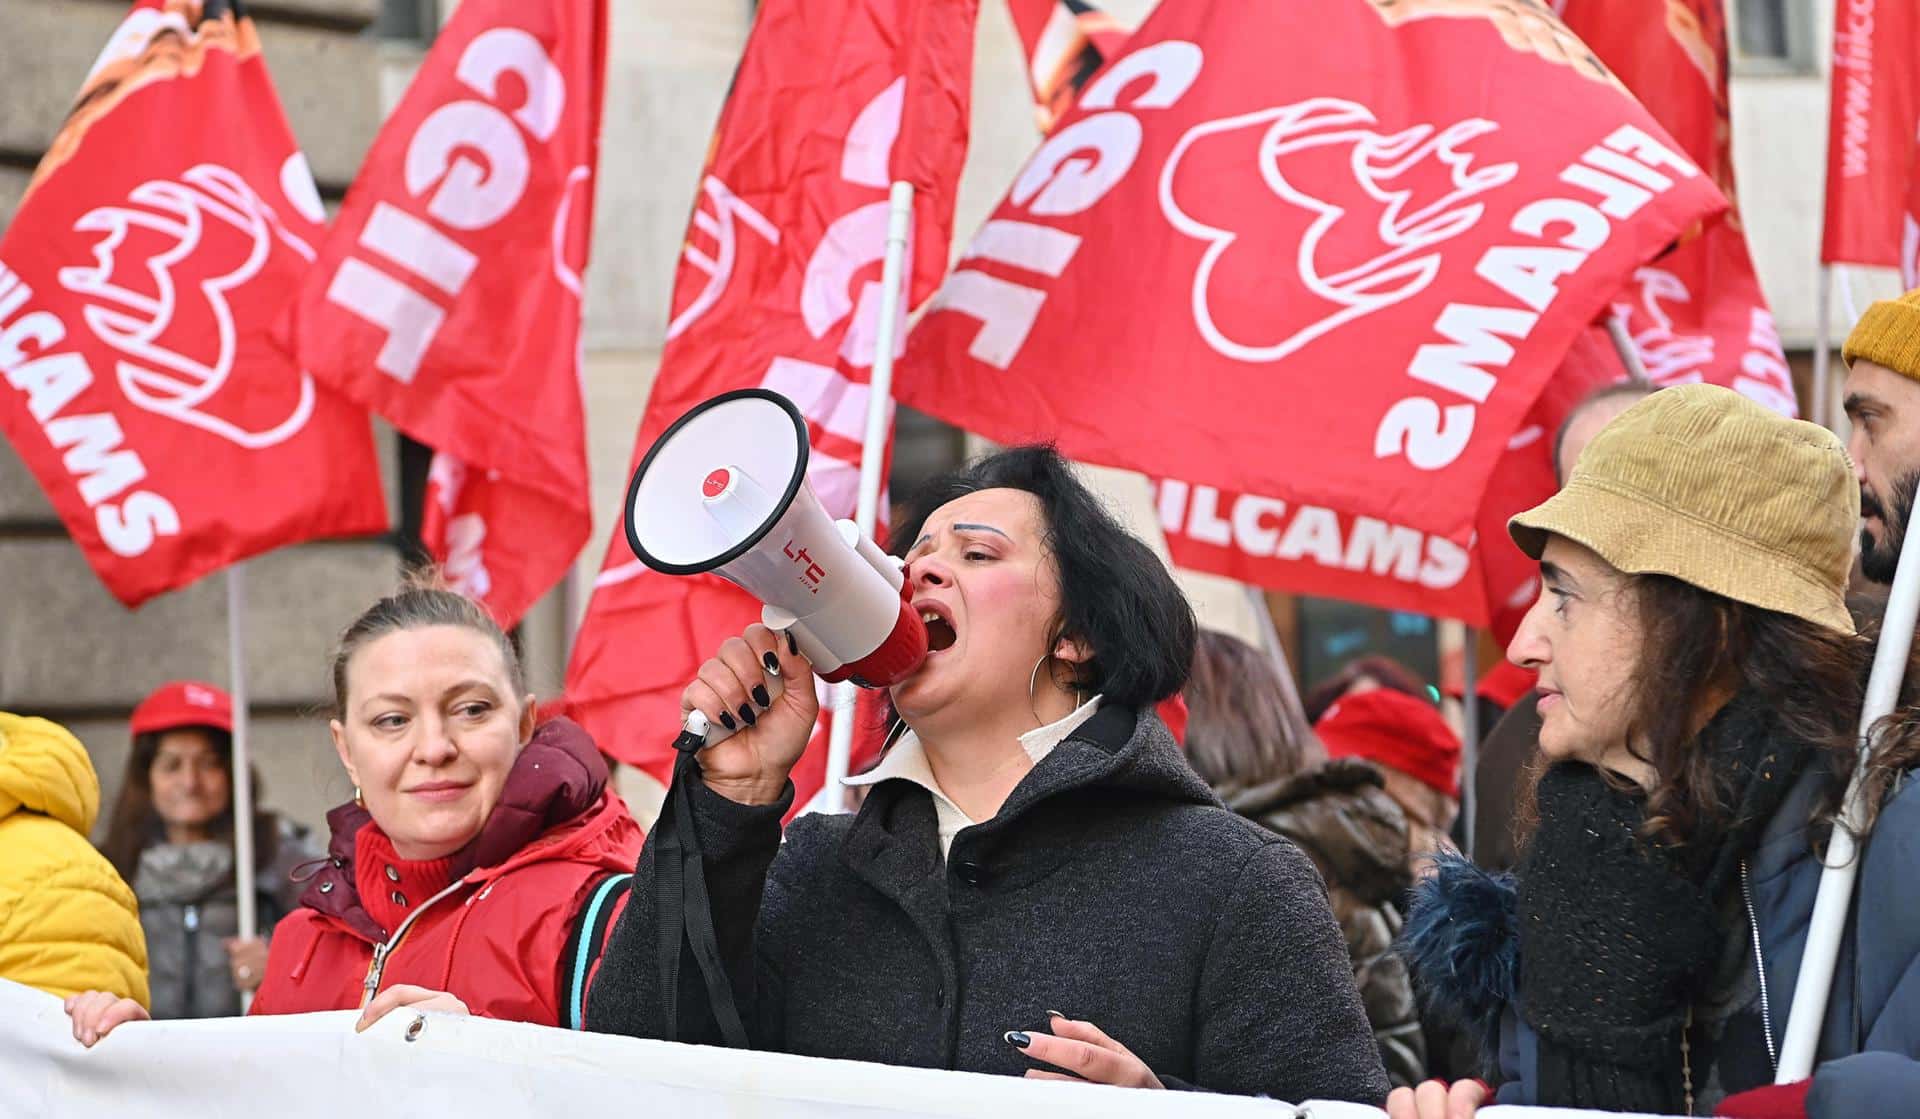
843,696,1105,860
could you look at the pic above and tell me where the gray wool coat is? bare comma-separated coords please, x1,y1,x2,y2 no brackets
586,705,1390,1104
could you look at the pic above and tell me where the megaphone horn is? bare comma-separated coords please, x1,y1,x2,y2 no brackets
624,389,929,727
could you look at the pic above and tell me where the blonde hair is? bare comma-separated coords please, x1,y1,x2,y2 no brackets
329,569,523,718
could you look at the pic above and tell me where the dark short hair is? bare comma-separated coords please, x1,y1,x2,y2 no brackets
889,445,1196,708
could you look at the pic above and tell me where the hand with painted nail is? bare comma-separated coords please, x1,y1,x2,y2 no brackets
1006,1015,1164,1089
1385,1078,1488,1119
683,623,818,806
64,990,149,1047
355,984,469,1032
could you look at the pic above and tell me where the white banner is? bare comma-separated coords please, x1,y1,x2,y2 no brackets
0,979,1678,1118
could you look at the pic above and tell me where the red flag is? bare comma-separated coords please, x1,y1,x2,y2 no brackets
1556,0,1796,415
566,0,978,804
278,0,605,627
0,1,384,607
1820,0,1920,280
902,0,1725,549
1006,0,1133,131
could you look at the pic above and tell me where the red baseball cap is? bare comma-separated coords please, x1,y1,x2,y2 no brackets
1315,687,1461,799
130,681,234,736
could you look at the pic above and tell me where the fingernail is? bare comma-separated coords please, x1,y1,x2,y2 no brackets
1046,1009,1065,1020
719,712,737,731
786,631,799,656
1004,1030,1031,1049
752,684,771,708
739,704,757,727
763,652,781,675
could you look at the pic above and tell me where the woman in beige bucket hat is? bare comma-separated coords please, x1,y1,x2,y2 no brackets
1394,385,1920,1119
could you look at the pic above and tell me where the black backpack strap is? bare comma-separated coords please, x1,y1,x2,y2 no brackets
563,870,633,1029
653,739,750,1047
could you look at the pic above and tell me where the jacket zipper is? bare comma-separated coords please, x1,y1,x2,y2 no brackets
183,904,200,1015
1741,860,1779,1073
360,878,468,1007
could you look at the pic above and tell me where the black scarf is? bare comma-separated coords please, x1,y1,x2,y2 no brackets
1516,691,1813,1114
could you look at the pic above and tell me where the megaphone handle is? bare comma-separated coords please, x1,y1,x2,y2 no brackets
678,646,787,749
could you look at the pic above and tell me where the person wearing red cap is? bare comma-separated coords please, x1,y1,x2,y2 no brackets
1314,687,1462,877
97,681,322,1020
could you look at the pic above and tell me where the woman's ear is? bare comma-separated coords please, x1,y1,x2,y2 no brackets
519,694,539,742
329,719,359,790
1052,633,1094,666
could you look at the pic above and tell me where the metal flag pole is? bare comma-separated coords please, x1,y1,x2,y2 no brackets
225,565,258,1012
1244,585,1314,749
822,181,916,813
1605,310,1650,384
1775,500,1920,1080
1812,265,1834,429
1459,628,1479,861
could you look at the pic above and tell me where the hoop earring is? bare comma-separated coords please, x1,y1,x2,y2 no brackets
1029,653,1086,724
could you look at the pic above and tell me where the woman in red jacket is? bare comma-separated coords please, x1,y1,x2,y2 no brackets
65,581,643,1045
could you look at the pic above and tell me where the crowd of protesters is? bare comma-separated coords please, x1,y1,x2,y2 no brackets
1,290,1919,1117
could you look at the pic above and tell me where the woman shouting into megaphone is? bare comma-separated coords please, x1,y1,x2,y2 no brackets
585,446,1389,1103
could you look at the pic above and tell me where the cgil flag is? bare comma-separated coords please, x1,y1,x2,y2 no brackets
278,0,606,627
1819,0,1920,284
565,0,978,805
901,0,1726,552
0,0,385,607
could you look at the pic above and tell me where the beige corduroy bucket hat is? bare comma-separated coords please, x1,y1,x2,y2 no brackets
1508,384,1857,634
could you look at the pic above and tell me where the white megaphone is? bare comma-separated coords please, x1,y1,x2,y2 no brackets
624,389,928,741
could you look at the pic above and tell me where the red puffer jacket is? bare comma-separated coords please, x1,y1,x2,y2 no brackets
251,719,642,1027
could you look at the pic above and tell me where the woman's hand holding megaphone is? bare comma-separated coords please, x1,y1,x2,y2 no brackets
683,623,819,806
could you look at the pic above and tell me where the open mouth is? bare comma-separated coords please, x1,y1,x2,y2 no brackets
918,606,958,652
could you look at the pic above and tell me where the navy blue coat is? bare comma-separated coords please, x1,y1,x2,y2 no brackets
1407,768,1920,1115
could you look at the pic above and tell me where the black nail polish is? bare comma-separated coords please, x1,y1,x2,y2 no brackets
1046,1009,1065,1020
752,684,771,708
719,712,737,732
1004,1030,1031,1049
739,704,757,727
786,631,798,655
763,651,781,675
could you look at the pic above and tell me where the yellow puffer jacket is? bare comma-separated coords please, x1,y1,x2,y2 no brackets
0,713,148,1007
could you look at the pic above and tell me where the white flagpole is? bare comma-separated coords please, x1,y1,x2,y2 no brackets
225,566,258,1012
1605,311,1650,384
1812,265,1834,429
823,180,916,812
1775,505,1920,1081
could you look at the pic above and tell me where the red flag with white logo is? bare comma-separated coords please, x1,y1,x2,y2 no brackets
1819,0,1920,281
902,0,1725,550
0,0,385,607
1555,0,1797,415
565,0,977,805
1007,0,1132,132
277,0,604,627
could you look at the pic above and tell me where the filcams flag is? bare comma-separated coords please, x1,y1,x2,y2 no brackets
566,0,978,803
1820,0,1920,284
1006,0,1132,132
279,0,606,627
902,0,1726,550
0,0,384,606
1558,0,1797,415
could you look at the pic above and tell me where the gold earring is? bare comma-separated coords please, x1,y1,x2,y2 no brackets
353,785,364,807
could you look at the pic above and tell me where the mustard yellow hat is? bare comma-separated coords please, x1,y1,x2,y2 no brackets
1509,384,1857,634
1844,285,1920,380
